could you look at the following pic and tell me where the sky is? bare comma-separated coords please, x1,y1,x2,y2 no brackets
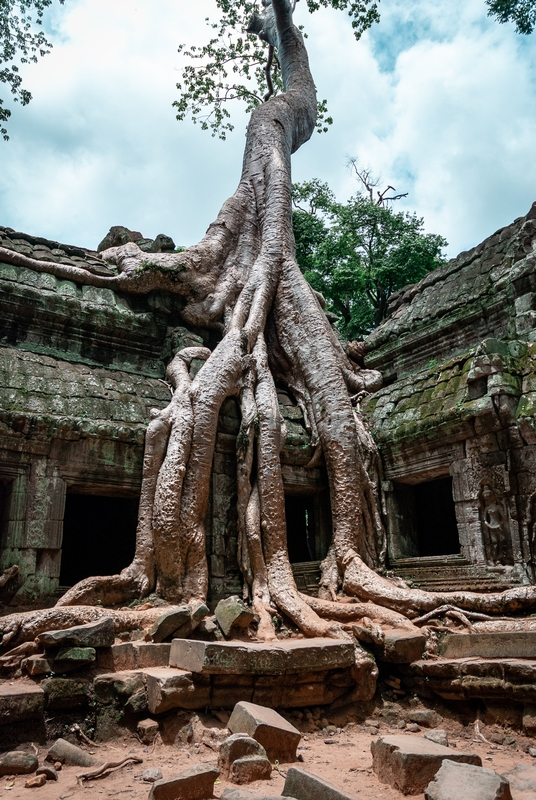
0,0,535,257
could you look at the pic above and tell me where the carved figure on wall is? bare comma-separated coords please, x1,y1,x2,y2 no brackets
480,482,512,566
527,491,536,571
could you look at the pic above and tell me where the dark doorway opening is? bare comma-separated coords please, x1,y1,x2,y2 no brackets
60,494,138,586
0,478,12,548
285,495,317,563
414,477,460,557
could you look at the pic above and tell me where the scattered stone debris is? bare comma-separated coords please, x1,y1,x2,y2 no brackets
148,763,220,800
37,617,115,648
218,732,268,778
138,717,160,744
0,751,38,775
142,768,164,783
283,765,360,799
46,738,97,767
36,764,58,781
214,596,255,637
424,729,449,747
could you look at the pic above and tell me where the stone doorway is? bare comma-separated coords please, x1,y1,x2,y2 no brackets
59,493,139,587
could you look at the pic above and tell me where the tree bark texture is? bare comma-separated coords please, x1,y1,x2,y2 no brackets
1,0,536,647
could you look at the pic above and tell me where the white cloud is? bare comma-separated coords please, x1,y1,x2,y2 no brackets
1,0,535,256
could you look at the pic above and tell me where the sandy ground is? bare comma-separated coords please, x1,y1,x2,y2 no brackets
1,718,533,799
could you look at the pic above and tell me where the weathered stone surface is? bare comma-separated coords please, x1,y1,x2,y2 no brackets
93,669,145,702
502,764,536,800
407,710,442,728
144,667,208,714
138,718,160,744
25,654,54,675
522,704,536,734
283,766,360,800
143,768,164,782
371,735,482,795
97,642,171,671
37,617,114,648
54,646,96,667
0,682,44,724
376,629,426,663
230,755,272,784
215,596,255,637
150,607,192,643
46,738,97,767
36,765,58,781
222,791,291,800
228,701,301,763
424,760,512,800
424,729,449,747
25,774,47,788
218,733,267,777
42,677,89,710
148,763,220,800
170,638,355,675
441,632,536,660
0,751,38,775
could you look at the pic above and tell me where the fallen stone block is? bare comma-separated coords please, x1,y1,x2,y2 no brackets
0,751,38,775
0,682,44,724
93,669,145,703
143,768,164,783
218,733,267,777
424,729,449,747
228,701,300,763
24,654,54,676
502,764,536,800
283,766,360,800
150,607,192,643
144,667,209,714
215,596,255,637
138,718,160,744
36,765,58,781
230,755,272,784
407,709,442,728
46,738,97,767
371,735,482,795
222,790,294,800
37,616,114,648
148,763,220,799
375,629,426,663
170,638,354,675
424,760,512,800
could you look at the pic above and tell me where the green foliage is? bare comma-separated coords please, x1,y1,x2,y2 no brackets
0,0,64,140
292,178,447,340
486,0,536,33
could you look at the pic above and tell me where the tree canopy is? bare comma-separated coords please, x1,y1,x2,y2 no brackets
292,176,447,340
1,0,535,141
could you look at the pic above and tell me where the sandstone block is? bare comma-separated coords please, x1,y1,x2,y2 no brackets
523,703,536,735
222,790,292,800
97,642,171,671
283,766,360,800
138,718,160,744
52,646,96,672
46,738,97,767
218,733,267,777
93,669,145,702
144,667,207,714
148,763,220,800
37,616,114,648
371,735,482,795
376,629,426,663
441,631,536,660
502,764,536,800
143,768,164,782
424,729,449,747
25,654,54,675
424,760,512,800
42,677,89,710
150,606,191,643
170,638,354,675
25,774,46,788
230,755,272,784
228,701,300,763
0,682,44,724
36,765,58,781
0,751,38,775
407,709,442,728
215,596,255,636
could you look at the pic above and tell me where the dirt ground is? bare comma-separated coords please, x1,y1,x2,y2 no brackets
1,714,534,799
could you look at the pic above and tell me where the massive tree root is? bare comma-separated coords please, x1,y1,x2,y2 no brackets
1,0,536,649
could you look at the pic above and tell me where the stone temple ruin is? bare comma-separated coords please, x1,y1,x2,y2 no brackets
2,208,536,796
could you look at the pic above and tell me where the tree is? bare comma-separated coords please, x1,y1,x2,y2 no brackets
292,175,447,341
1,0,536,651
487,0,536,33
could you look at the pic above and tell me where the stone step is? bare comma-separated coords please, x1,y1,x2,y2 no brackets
97,642,171,671
440,631,536,660
0,683,44,725
169,638,355,675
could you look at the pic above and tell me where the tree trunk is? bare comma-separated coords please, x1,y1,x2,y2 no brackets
1,0,536,648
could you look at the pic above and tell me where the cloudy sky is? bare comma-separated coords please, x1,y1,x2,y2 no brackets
0,0,535,257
